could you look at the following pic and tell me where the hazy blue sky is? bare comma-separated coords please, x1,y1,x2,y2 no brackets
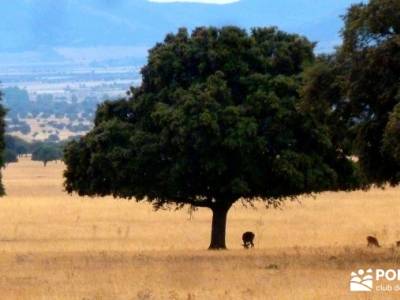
0,0,363,65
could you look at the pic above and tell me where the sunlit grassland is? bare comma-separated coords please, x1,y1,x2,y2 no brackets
0,157,399,299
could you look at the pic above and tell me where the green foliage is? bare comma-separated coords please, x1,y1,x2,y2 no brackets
5,134,51,156
65,26,360,205
5,135,28,156
5,135,68,168
3,149,18,165
300,55,354,154
2,86,97,121
32,143,63,166
383,103,400,163
340,0,400,185
342,0,400,53
302,0,400,186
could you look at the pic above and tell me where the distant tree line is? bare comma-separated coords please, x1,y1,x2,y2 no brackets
2,88,96,138
2,87,95,138
2,87,98,120
3,135,68,167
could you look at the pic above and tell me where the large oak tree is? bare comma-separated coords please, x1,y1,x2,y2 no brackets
64,27,361,249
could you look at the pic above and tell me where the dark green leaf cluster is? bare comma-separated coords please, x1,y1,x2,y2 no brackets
342,0,400,185
64,26,361,209
383,103,400,164
302,0,400,186
3,148,18,165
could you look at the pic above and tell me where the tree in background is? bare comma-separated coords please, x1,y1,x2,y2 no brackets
301,54,353,157
64,27,362,249
0,91,5,195
5,135,70,167
3,149,18,166
303,0,400,186
5,135,29,157
341,0,400,185
32,144,62,166
383,103,400,163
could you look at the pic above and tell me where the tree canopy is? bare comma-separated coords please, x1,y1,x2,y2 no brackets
303,0,400,186
64,26,362,249
32,143,62,166
5,135,30,156
383,103,400,163
341,0,400,185
3,149,18,166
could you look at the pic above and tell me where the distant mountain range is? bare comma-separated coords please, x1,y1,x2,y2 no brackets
1,0,361,65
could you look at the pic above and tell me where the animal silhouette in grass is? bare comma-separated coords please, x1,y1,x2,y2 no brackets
367,236,380,248
242,232,255,249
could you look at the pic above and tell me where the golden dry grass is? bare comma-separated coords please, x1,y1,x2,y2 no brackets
0,157,400,299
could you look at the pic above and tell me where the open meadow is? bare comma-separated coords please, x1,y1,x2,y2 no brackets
0,157,400,299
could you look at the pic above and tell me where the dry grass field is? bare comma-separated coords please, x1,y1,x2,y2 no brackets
0,157,400,299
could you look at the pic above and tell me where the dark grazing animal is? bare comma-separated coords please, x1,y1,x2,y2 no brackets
367,236,380,248
396,241,400,248
242,231,255,249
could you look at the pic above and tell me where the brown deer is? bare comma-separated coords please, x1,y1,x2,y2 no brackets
242,231,255,249
367,236,380,248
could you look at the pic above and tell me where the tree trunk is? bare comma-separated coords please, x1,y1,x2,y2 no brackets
209,204,231,250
